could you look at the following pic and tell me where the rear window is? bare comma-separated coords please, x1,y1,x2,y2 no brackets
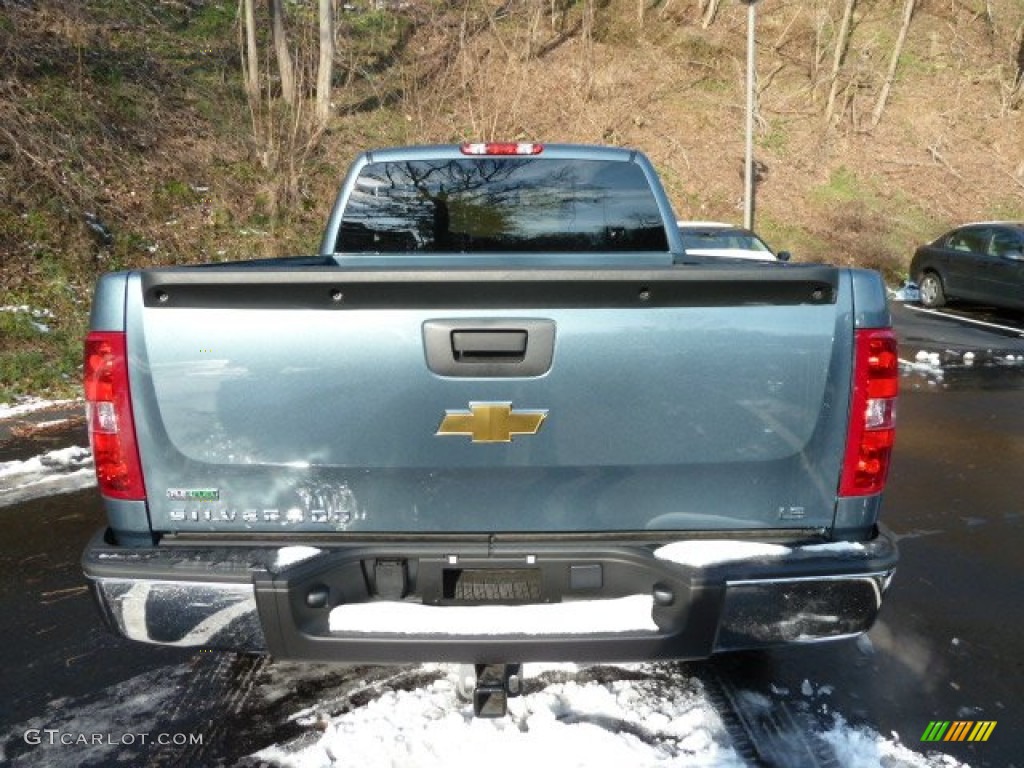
679,229,771,252
335,158,669,254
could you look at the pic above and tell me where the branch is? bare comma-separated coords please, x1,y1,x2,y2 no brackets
927,144,963,180
990,148,1024,191
872,0,916,128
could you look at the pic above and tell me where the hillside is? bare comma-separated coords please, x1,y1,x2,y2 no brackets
1,0,1023,400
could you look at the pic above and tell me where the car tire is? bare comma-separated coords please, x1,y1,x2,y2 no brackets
919,272,947,308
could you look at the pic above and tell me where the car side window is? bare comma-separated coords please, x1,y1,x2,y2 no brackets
946,231,973,252
952,228,992,255
973,228,995,255
989,229,1024,258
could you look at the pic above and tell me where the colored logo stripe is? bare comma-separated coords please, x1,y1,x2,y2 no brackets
921,721,996,742
947,722,973,741
921,721,949,742
967,722,997,742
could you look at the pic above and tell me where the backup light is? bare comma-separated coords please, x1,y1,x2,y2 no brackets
93,401,118,433
84,331,147,500
840,329,898,497
460,142,544,156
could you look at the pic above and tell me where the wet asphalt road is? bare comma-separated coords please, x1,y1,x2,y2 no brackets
0,301,1022,767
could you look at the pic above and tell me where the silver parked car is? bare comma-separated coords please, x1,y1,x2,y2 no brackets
677,221,790,262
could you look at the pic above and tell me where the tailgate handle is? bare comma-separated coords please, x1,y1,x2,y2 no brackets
452,330,528,361
423,319,555,377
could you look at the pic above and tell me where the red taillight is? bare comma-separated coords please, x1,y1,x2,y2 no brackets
840,329,898,497
460,142,544,156
84,331,146,500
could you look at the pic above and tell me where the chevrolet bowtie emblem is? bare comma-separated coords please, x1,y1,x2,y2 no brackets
436,402,547,443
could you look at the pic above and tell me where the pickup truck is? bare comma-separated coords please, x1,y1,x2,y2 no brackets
82,143,898,715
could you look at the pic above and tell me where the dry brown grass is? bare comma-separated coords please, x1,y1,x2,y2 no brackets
1,0,1022,399
395,0,1023,275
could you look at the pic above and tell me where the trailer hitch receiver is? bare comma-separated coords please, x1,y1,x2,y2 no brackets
472,664,522,718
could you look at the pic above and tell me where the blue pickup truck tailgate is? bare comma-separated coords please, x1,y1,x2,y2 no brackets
119,264,857,536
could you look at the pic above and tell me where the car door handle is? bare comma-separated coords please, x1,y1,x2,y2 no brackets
423,320,555,377
451,330,528,361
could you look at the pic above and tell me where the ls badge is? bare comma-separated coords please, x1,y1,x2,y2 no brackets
436,402,547,443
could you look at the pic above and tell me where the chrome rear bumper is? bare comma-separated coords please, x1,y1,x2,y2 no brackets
84,529,897,661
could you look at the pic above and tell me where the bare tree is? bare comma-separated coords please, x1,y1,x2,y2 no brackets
233,0,334,207
240,0,259,102
271,0,296,105
871,0,915,127
825,0,857,124
316,0,335,126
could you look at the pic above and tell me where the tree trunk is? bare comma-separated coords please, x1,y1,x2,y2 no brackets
825,0,857,124
316,0,335,125
240,0,259,102
871,0,915,127
270,0,296,105
1015,20,1024,86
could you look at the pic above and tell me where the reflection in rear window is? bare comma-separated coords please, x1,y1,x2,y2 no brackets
335,158,669,254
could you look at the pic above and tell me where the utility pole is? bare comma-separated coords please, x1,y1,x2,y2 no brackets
741,0,759,230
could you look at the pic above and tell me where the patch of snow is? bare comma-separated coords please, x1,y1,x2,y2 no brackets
274,546,323,569
250,664,965,768
0,446,92,478
801,679,814,697
821,713,970,768
902,345,1024,383
734,689,773,714
654,539,867,567
800,541,865,554
255,665,747,768
0,304,54,319
0,446,95,508
0,305,53,333
654,540,790,567
798,540,864,552
329,596,658,635
32,418,76,430
0,397,81,420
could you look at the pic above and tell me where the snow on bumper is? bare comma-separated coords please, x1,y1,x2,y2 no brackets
82,530,897,661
